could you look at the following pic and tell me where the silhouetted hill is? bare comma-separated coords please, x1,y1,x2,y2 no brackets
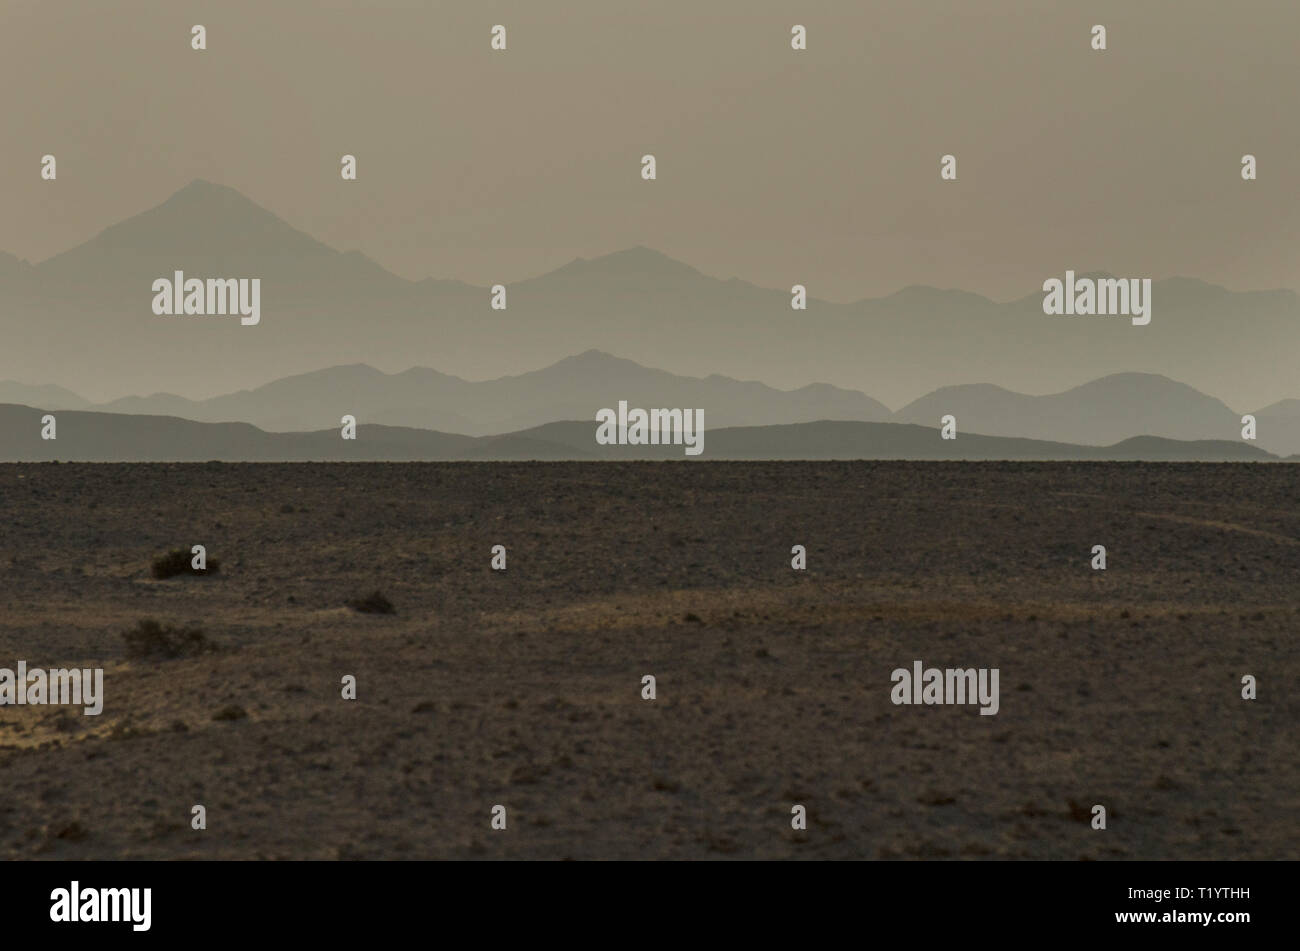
0,381,89,410
1255,398,1300,417
0,404,479,462
895,373,1242,446
0,404,1278,463
1245,398,1300,456
59,353,1296,454
92,350,892,434
10,343,1297,455
508,420,1274,461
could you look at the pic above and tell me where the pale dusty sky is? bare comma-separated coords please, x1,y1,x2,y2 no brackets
2,0,1297,301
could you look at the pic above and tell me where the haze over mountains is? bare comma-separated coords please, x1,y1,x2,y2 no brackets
3,349,1298,457
2,180,1298,414
84,350,893,436
0,403,1278,464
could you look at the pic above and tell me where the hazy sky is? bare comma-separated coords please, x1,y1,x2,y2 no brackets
2,0,1298,301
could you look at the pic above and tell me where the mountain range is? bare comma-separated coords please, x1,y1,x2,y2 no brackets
41,350,892,436
2,180,1298,415
2,350,1298,456
0,403,1280,463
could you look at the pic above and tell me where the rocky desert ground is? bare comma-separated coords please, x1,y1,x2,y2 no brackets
0,461,1295,859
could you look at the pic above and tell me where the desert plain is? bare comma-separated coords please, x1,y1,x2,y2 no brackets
0,460,1295,860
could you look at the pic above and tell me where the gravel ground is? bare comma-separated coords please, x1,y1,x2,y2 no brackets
0,461,1295,859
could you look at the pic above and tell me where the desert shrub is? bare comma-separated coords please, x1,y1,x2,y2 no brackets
347,590,395,614
123,618,212,659
151,549,220,579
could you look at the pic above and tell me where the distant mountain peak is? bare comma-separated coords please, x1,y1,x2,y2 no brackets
559,348,624,364
878,284,994,308
173,177,227,195
1083,371,1178,385
549,246,706,281
610,244,675,261
528,349,655,377
152,178,278,217
37,179,334,267
284,362,386,381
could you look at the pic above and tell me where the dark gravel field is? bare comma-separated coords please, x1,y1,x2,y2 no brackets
0,461,1295,859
